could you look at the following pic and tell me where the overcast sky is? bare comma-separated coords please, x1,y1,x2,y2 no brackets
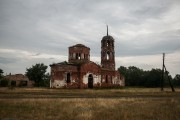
0,0,180,77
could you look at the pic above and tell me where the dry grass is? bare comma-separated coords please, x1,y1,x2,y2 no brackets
0,87,180,120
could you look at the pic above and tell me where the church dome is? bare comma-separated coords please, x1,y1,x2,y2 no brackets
102,35,114,41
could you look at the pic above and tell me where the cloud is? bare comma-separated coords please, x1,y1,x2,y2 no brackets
0,57,18,64
0,48,66,60
116,50,180,77
0,0,180,76
116,29,180,56
0,48,67,74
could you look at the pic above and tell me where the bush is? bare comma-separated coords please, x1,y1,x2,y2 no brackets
0,78,9,87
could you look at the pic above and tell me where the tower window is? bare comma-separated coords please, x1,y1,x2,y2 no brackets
107,51,110,60
78,53,81,60
84,54,86,59
107,40,110,47
76,53,78,59
76,53,81,60
73,53,76,59
81,53,84,59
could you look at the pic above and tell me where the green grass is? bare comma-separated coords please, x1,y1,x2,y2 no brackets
0,87,180,120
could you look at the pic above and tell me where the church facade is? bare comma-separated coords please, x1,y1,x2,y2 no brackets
50,27,124,88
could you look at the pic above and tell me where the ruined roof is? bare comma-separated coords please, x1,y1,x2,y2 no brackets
50,61,70,66
57,61,68,65
5,74,29,81
50,61,100,68
50,61,79,66
69,44,90,49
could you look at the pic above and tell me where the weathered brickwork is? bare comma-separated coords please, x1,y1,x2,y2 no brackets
50,28,125,88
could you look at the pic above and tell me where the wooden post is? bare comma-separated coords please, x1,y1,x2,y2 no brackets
161,53,165,91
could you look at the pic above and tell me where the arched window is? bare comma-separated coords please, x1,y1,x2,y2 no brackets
76,53,78,59
107,40,110,47
73,53,76,59
105,75,108,83
107,51,110,60
67,73,71,83
76,53,81,60
81,53,84,59
78,53,81,60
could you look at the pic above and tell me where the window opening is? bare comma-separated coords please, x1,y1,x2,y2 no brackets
67,73,71,83
107,51,110,60
107,40,110,47
106,75,108,83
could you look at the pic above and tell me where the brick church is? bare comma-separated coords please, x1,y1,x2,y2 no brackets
50,26,124,88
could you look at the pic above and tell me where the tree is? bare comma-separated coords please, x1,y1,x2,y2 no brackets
127,66,144,86
118,66,144,86
144,69,162,87
0,68,3,79
173,74,180,86
118,66,164,87
43,73,50,87
0,78,9,87
118,66,127,77
26,63,48,87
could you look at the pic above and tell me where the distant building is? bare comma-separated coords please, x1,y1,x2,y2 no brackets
50,27,125,88
5,74,34,87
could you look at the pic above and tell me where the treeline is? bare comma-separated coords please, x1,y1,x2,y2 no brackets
118,66,180,87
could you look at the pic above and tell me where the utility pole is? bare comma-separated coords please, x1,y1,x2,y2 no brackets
161,53,165,91
161,53,175,92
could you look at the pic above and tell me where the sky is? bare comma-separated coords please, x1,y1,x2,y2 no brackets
0,0,180,77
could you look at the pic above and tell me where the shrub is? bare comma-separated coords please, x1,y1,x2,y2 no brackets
0,78,9,87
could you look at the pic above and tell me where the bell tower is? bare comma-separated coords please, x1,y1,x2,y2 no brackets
101,26,115,70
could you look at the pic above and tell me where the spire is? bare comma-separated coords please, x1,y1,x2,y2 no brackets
107,25,108,36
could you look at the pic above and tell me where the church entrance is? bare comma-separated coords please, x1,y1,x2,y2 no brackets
88,74,93,88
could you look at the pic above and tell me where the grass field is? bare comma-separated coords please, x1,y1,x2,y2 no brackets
0,87,180,120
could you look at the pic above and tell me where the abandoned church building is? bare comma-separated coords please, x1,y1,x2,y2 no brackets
50,27,125,88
